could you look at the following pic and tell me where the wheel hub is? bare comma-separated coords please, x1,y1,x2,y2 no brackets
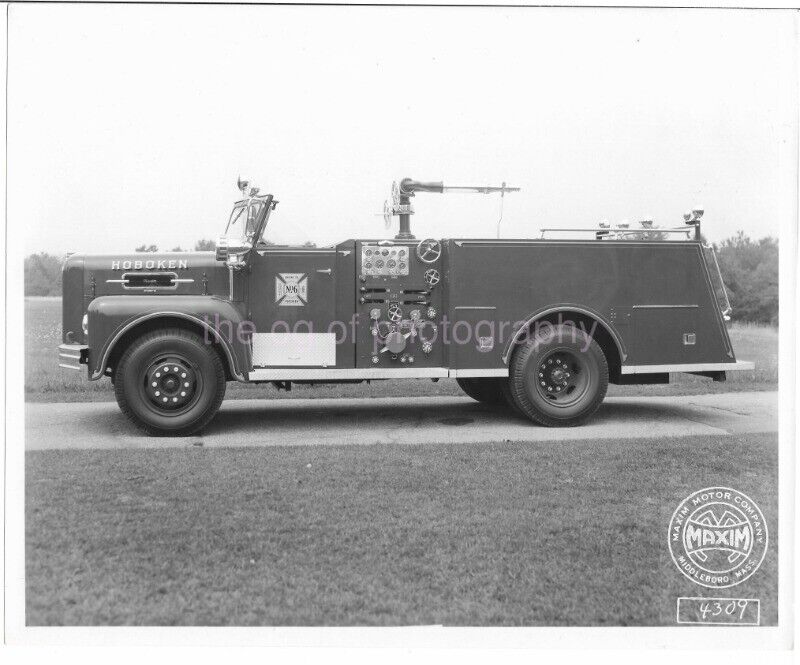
537,355,576,395
145,359,197,410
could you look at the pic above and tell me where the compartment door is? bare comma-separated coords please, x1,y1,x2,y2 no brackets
631,305,704,365
248,249,338,367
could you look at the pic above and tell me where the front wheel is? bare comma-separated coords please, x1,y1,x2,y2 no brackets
114,328,226,436
508,324,608,427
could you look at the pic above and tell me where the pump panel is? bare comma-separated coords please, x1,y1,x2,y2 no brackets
355,240,444,368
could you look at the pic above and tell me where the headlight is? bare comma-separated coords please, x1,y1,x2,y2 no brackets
82,314,89,335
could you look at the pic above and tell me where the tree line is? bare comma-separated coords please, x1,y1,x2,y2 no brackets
24,233,779,324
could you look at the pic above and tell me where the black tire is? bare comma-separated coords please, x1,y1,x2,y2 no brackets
456,377,507,405
509,324,608,427
114,328,226,436
499,377,526,417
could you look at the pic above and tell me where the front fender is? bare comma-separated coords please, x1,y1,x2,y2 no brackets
86,295,251,381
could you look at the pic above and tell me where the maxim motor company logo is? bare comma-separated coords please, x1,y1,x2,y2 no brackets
668,487,768,589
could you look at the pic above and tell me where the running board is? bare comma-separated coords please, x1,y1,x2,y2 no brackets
247,361,754,381
620,361,755,375
247,367,509,381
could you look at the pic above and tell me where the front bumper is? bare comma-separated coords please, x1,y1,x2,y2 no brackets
58,344,89,370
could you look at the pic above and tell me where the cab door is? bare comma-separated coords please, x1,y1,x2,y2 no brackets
248,248,338,367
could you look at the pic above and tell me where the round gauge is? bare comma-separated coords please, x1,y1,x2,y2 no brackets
364,262,372,269
399,262,406,271
399,248,407,256
376,259,384,268
387,259,396,268
382,249,389,256
365,249,372,256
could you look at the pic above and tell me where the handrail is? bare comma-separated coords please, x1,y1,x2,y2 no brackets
538,226,693,238
704,244,733,319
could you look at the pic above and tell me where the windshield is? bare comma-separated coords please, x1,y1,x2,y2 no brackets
225,200,267,240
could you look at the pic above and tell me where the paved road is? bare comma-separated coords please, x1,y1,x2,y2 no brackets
25,391,777,451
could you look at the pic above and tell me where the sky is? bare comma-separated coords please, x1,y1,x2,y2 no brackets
9,4,797,255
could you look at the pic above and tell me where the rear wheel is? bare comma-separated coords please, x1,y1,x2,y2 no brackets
509,324,608,427
499,377,525,417
114,328,226,436
456,377,507,405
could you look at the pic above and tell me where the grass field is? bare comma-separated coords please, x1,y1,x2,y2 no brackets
26,432,779,626
26,297,779,402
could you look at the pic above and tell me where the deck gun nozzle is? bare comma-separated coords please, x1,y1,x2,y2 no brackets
386,177,520,239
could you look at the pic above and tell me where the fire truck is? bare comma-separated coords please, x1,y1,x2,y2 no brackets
59,178,753,435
